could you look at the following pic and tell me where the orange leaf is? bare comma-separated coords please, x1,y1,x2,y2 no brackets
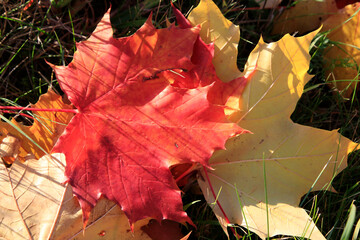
322,3,360,97
272,0,338,35
0,89,74,163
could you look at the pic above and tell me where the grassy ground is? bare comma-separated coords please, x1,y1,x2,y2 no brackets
1,0,359,239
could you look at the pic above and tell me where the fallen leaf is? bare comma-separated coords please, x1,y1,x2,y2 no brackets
141,219,188,240
0,89,74,163
0,153,151,240
187,0,242,82
50,8,244,228
335,0,360,9
0,153,68,240
169,3,219,89
173,3,254,121
199,26,358,240
52,196,151,240
322,3,360,97
0,135,20,163
272,0,338,35
188,1,359,239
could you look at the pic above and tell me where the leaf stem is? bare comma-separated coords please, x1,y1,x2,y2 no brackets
0,106,78,113
0,110,34,119
175,163,197,184
203,166,240,238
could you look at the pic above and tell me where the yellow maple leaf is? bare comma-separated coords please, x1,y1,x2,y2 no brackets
322,3,360,97
187,0,241,82
189,0,359,239
271,0,338,35
0,89,74,163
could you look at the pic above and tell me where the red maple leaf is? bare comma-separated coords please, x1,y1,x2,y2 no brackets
50,8,245,228
171,4,253,109
166,3,218,89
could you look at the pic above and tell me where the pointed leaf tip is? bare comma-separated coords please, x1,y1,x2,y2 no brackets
172,3,192,28
91,7,113,39
145,12,154,27
188,0,241,82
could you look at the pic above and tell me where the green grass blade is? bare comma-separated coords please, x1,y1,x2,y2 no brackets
0,40,28,75
0,115,48,155
68,8,77,53
340,201,356,240
352,216,360,240
263,154,270,239
234,183,251,237
183,200,200,211
0,16,47,35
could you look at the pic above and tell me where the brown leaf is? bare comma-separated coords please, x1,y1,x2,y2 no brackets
0,135,20,163
141,219,188,240
272,0,338,35
0,153,152,240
